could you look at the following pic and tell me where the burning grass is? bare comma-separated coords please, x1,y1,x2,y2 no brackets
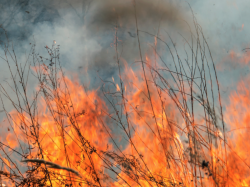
0,9,249,187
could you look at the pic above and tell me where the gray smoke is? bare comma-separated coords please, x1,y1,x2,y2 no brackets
0,0,193,113
85,0,191,75
0,0,191,74
89,0,187,30
0,0,194,115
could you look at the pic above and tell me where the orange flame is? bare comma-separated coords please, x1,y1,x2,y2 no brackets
223,77,250,186
2,49,250,186
1,75,111,186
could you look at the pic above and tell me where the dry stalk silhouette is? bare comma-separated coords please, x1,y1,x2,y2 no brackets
21,159,80,177
0,6,249,187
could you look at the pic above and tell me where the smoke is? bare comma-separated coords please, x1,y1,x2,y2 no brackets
84,0,191,76
0,0,193,114
89,0,187,30
0,0,194,93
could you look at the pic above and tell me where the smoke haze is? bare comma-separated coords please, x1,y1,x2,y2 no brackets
0,0,249,110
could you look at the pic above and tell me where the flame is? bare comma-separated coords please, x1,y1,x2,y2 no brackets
1,75,110,186
223,77,250,186
2,46,250,186
240,24,244,31
217,48,250,70
110,58,191,186
116,84,120,91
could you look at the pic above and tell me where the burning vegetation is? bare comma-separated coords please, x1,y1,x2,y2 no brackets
0,3,249,187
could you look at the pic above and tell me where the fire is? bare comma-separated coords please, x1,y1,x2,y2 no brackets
2,52,250,187
1,72,111,186
0,56,230,186
216,48,250,71
108,59,193,186
116,84,120,91
1,25,250,187
223,77,250,186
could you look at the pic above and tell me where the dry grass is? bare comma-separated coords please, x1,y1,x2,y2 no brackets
0,8,247,187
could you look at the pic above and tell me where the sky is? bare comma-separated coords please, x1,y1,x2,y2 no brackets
0,0,249,114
